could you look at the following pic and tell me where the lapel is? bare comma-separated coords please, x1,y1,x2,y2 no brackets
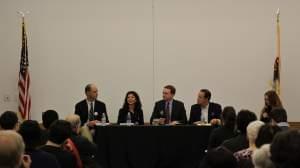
198,104,202,120
85,100,89,112
171,100,176,117
207,103,213,120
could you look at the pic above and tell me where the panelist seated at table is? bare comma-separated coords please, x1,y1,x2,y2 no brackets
117,91,144,125
75,84,109,127
189,89,222,125
150,85,187,125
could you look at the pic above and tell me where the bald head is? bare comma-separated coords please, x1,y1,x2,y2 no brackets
85,84,98,101
0,130,25,168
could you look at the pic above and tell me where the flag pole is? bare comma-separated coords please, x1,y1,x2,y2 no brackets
276,8,281,96
17,10,31,120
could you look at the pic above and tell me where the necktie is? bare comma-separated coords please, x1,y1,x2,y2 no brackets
165,101,170,124
89,102,94,121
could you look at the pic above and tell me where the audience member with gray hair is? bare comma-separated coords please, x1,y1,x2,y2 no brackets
65,114,100,168
0,130,31,168
234,120,265,168
252,144,275,168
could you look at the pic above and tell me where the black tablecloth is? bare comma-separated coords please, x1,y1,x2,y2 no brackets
95,125,212,168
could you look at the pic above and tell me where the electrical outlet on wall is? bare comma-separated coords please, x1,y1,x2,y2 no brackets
3,95,11,102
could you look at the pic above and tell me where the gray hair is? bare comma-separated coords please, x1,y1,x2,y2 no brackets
247,120,264,144
65,114,81,129
0,130,25,168
253,144,275,168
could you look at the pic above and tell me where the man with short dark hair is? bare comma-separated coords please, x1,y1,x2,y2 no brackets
42,110,59,130
222,110,257,153
269,107,289,131
18,120,60,168
40,110,59,145
189,89,222,124
150,85,187,125
75,84,109,127
40,120,76,168
0,111,19,131
271,130,300,168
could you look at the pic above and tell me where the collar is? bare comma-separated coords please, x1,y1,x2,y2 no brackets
277,122,289,127
86,99,95,104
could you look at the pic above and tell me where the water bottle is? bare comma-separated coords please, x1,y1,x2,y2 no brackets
101,113,106,123
126,112,132,123
159,110,164,118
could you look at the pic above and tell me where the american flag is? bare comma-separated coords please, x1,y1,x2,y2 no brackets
18,17,31,120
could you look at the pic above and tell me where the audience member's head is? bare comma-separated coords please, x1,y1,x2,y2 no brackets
236,110,257,134
42,110,59,129
222,106,236,130
0,130,25,168
271,130,300,168
200,147,237,168
255,125,281,148
269,107,288,124
65,114,81,134
48,120,72,145
252,144,275,168
0,111,19,131
18,120,42,150
247,121,264,147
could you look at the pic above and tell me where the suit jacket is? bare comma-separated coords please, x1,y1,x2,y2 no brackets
70,133,99,166
150,99,187,124
189,102,221,124
75,99,109,126
117,108,144,125
207,126,237,150
222,134,248,153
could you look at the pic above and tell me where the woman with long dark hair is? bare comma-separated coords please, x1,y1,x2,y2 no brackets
260,90,282,123
117,91,144,125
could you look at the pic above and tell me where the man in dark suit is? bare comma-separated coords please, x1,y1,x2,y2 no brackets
75,84,109,127
150,85,187,125
189,89,222,124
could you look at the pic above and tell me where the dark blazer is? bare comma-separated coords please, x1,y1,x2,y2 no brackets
75,99,109,126
207,126,237,150
150,99,187,124
222,134,248,153
117,108,144,125
189,102,222,124
70,133,99,167
26,149,60,168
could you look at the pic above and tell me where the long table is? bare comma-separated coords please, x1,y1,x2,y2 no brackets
94,125,212,168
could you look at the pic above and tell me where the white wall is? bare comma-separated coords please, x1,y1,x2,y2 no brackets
0,0,299,122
